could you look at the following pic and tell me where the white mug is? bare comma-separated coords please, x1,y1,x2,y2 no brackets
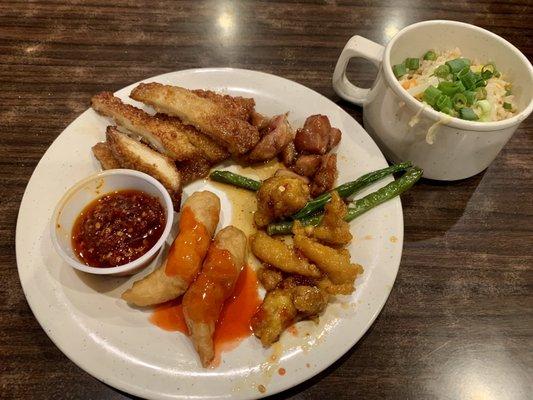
333,20,533,180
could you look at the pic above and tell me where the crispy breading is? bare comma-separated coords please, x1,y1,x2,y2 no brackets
130,83,260,155
312,191,353,245
254,175,309,228
192,89,255,121
257,267,283,291
251,288,297,347
91,92,201,161
250,232,321,278
105,126,182,208
316,277,357,295
92,142,120,169
291,285,329,317
293,227,361,286
155,114,229,164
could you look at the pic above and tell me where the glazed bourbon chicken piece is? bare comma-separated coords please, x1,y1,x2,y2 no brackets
294,115,342,155
248,114,294,162
310,154,338,197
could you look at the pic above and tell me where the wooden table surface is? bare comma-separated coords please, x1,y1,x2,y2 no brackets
1,1,532,399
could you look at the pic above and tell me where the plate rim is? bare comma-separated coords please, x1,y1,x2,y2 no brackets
16,67,404,399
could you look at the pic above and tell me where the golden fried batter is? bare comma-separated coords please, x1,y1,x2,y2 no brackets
92,142,120,170
293,227,361,286
130,83,260,155
257,267,283,291
155,114,229,164
291,286,329,317
176,157,212,184
254,175,309,228
250,232,321,278
251,288,297,347
312,191,353,246
192,89,255,121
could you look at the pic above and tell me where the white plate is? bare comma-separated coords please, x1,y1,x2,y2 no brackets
16,68,403,399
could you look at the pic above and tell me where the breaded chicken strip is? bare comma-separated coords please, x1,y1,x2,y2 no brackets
192,89,255,121
155,114,229,164
183,226,247,367
92,92,201,161
250,232,321,278
176,157,212,184
130,83,260,155
105,126,182,208
92,142,120,170
122,191,220,306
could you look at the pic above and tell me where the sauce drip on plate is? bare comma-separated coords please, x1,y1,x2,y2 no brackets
71,189,165,268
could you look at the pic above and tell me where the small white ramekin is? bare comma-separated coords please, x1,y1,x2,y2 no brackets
50,169,174,276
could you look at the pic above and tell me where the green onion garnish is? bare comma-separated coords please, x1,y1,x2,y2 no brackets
452,93,468,110
459,107,479,120
503,102,513,110
460,70,479,91
446,58,471,74
475,87,487,100
423,86,442,106
423,50,437,61
435,94,452,111
464,91,476,106
437,81,465,96
481,64,495,80
393,63,407,78
434,64,451,79
405,58,420,70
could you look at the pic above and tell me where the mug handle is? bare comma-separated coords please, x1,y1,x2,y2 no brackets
332,36,385,105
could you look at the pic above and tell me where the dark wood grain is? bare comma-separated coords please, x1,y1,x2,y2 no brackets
1,1,532,399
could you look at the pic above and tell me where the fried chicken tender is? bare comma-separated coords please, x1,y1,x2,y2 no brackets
176,157,212,184
312,191,353,246
155,114,229,164
130,83,260,155
105,126,182,208
192,89,255,121
251,232,321,278
293,226,361,286
251,289,297,347
254,175,309,227
183,226,247,367
91,92,201,161
92,142,120,169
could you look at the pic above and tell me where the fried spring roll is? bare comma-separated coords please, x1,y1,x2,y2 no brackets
92,92,201,161
182,226,247,367
130,83,260,155
122,191,220,306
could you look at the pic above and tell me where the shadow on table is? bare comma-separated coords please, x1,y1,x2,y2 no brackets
400,171,485,243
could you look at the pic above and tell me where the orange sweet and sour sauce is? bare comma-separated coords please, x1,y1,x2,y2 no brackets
164,206,210,282
150,265,261,364
183,247,238,324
